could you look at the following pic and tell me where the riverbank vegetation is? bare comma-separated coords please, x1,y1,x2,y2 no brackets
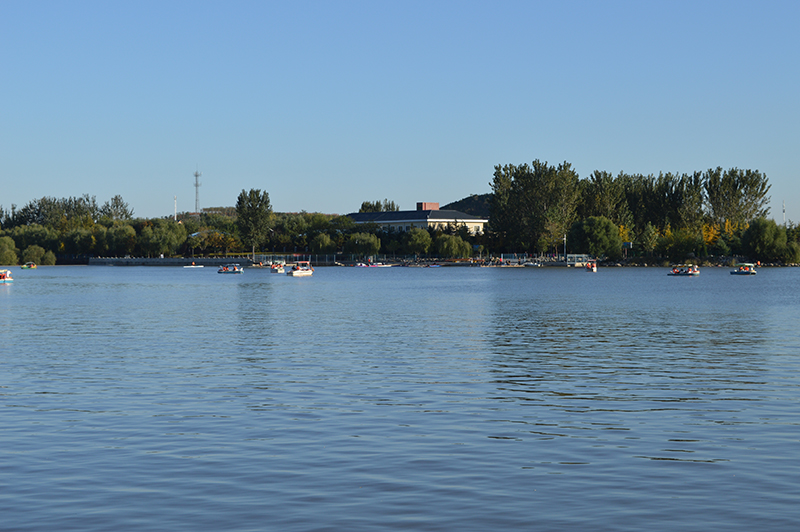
1,161,799,265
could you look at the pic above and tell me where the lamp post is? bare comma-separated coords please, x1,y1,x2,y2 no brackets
563,234,567,264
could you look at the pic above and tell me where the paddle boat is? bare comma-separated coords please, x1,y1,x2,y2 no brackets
668,264,699,276
270,261,285,274
184,262,204,268
287,261,313,277
21,262,37,269
586,261,597,272
356,262,392,267
730,263,757,275
218,264,243,274
0,269,13,283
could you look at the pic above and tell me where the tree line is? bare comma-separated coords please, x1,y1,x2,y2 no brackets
2,160,798,265
0,190,476,264
489,160,798,262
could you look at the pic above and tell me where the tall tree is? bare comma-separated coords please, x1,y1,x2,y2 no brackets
489,160,580,253
676,172,705,234
235,189,273,259
704,167,771,227
568,216,623,259
359,199,399,213
99,195,134,221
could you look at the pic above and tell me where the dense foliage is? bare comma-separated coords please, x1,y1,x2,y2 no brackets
359,199,399,213
489,160,785,262
235,189,273,258
0,159,795,265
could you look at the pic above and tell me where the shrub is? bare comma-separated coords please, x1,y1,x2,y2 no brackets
22,245,46,265
41,250,57,266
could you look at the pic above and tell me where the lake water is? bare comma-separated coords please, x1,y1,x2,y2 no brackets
2,264,799,531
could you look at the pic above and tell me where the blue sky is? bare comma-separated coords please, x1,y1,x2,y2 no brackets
2,1,798,222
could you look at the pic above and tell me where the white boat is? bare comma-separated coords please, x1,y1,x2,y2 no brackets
218,263,243,274
0,269,13,283
287,261,313,277
668,264,699,276
731,263,757,275
586,261,597,272
356,262,392,268
522,261,541,267
184,262,203,268
270,262,285,274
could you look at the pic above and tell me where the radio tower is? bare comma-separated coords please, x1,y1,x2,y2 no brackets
193,169,202,213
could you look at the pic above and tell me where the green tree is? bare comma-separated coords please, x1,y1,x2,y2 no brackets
404,228,431,256
569,216,622,259
359,199,399,212
63,228,95,255
150,219,187,256
489,160,580,253
580,170,633,230
22,245,46,265
107,224,137,256
638,222,659,256
704,167,771,227
99,195,134,221
345,232,381,257
677,172,705,233
0,236,18,265
742,218,787,262
41,250,57,265
434,234,471,258
657,226,703,262
4,223,58,252
236,189,273,259
310,233,336,253
782,241,800,263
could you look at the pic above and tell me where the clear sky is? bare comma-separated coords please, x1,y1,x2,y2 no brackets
2,1,798,222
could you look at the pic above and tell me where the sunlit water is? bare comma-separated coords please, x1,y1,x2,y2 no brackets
2,265,799,531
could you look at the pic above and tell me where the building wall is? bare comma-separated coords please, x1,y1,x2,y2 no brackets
382,220,485,234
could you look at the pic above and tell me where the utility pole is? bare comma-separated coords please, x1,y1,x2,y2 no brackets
174,196,177,221
194,170,202,213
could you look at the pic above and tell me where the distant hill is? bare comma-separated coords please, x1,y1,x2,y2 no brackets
442,194,491,218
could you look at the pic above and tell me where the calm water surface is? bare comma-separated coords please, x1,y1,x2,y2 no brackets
2,265,799,531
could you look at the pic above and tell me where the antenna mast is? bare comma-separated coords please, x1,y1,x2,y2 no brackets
194,169,202,213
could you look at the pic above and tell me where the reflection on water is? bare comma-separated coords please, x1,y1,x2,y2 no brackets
2,266,799,531
485,269,779,470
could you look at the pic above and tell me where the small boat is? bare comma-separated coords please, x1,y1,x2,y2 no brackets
270,262,285,274
21,262,37,269
218,264,243,274
184,262,204,268
586,261,597,272
730,263,757,275
287,261,313,277
522,261,541,267
0,269,13,283
356,262,392,268
668,264,699,276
